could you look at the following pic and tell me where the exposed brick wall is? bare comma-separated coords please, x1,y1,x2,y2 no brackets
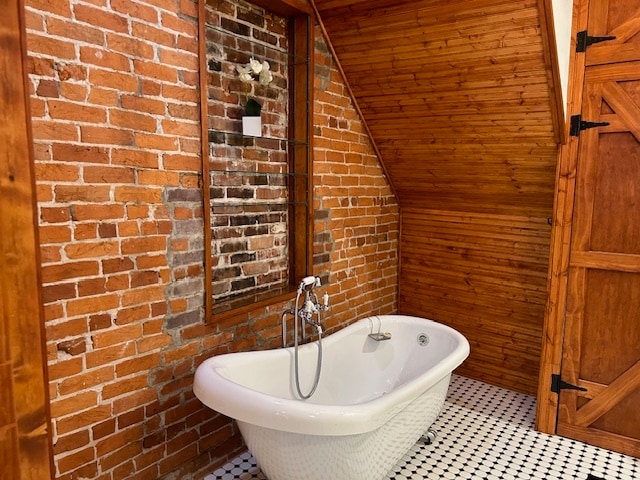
26,0,399,478
205,1,291,303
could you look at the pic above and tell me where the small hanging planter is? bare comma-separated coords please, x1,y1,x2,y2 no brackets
242,98,262,137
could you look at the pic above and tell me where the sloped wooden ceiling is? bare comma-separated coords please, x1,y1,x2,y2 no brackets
314,0,558,216
314,0,560,394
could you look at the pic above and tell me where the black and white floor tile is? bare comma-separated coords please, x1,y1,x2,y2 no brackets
205,375,639,480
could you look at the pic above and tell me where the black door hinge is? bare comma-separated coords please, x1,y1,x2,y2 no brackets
576,30,616,52
551,374,588,394
570,114,610,137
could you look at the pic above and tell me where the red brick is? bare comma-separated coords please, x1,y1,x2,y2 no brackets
117,406,145,429
53,430,91,455
86,342,137,369
56,63,88,82
88,69,138,92
47,357,83,382
112,389,157,414
27,33,76,59
66,293,120,317
47,17,105,45
50,391,98,418
88,87,119,106
159,48,197,70
115,353,160,377
115,304,150,325
89,313,113,331
111,148,159,168
134,132,179,151
59,82,88,101
72,204,126,221
137,333,172,353
161,119,199,137
106,32,155,59
55,185,111,202
56,446,97,474
102,257,135,274
110,109,157,132
42,282,76,303
121,236,166,255
52,143,109,164
58,367,115,397
71,224,95,241
77,277,107,297
100,439,143,472
120,94,165,115
39,225,72,243
111,0,159,22
31,123,79,142
163,153,200,171
36,79,59,97
158,444,198,475
114,186,163,203
92,418,116,440
27,0,71,17
64,240,119,259
48,100,107,123
56,403,113,435
80,125,135,145
40,245,62,263
137,170,180,186
161,12,197,36
121,285,165,308
84,165,136,184
92,324,142,349
106,273,130,291
42,260,99,283
131,22,175,48
79,46,130,71
27,55,55,76
102,375,148,400
73,4,129,33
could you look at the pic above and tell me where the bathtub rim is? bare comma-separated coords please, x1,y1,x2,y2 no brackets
193,314,470,436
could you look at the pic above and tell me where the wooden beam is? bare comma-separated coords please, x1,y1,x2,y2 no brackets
0,0,54,477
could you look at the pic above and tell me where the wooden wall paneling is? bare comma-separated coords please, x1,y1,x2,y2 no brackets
537,0,568,144
0,0,54,477
315,0,559,216
399,209,551,395
316,0,560,395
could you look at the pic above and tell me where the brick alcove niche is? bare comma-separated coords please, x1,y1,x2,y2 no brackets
202,0,313,319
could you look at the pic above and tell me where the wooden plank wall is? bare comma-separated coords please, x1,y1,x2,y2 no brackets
401,209,550,394
314,0,560,394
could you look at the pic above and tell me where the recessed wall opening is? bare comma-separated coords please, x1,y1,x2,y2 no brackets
202,0,312,316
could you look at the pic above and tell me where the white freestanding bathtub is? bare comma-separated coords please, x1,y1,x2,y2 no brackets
194,314,469,480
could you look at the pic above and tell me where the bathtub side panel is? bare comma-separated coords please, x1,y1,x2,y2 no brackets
238,374,451,480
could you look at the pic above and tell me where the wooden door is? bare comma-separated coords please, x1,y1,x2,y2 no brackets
1,0,54,477
556,0,640,457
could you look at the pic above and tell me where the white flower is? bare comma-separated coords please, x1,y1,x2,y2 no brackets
236,64,253,83
259,62,273,85
237,58,273,86
248,58,263,75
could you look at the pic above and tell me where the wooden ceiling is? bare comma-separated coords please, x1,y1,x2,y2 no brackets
313,0,560,217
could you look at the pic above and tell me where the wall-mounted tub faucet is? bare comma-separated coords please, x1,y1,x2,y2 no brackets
281,276,329,399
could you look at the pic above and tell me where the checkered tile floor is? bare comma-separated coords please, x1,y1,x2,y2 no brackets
206,375,639,480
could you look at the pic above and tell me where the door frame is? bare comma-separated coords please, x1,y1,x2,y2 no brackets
536,0,586,435
0,0,54,477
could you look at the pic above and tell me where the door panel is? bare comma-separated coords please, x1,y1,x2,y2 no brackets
557,0,640,457
586,0,640,66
